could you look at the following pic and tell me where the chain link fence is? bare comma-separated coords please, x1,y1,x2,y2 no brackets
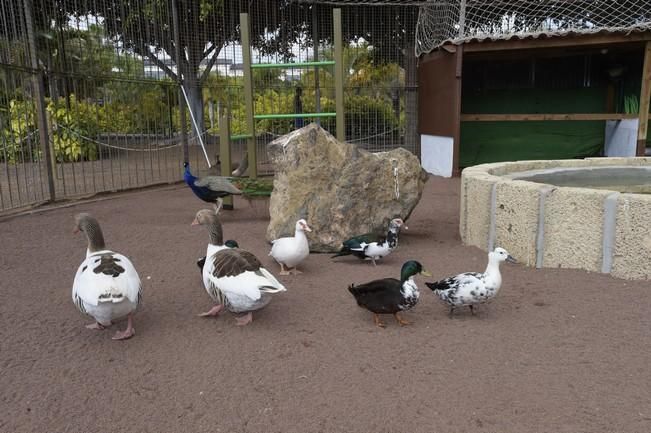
0,0,421,213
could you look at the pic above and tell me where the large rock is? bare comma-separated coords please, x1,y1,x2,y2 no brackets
266,124,428,252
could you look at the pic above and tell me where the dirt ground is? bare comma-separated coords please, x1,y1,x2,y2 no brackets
1,176,650,433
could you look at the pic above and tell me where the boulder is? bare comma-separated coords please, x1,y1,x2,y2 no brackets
266,124,428,252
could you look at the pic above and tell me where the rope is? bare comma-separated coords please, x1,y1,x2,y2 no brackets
54,125,187,152
392,159,400,200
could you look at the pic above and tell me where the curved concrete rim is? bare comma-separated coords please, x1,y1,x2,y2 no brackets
460,157,651,280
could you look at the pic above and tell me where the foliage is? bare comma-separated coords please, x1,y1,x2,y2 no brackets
624,95,639,114
47,96,101,162
1,92,176,164
231,177,274,197
1,99,38,164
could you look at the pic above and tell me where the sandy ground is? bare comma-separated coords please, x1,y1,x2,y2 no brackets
1,176,650,433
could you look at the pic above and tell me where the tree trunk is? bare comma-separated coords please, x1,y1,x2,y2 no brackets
183,76,205,137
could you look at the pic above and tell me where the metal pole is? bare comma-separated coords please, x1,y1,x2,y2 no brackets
24,0,56,202
333,8,345,142
458,0,467,38
218,107,233,209
240,13,257,179
171,0,189,165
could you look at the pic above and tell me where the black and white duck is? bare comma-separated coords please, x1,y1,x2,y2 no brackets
348,260,431,328
72,213,142,340
332,218,406,266
192,208,286,325
426,247,517,316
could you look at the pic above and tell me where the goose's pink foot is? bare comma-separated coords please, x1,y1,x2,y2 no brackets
86,322,106,330
198,304,224,317
235,312,253,326
112,315,135,340
290,268,303,275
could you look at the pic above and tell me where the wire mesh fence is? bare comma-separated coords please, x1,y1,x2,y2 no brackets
1,0,421,213
416,0,651,56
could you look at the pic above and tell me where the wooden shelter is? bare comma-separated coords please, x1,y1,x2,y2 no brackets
418,30,651,176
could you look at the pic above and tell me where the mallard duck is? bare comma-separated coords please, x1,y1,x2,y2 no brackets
72,213,142,340
269,219,312,275
193,209,286,325
332,218,407,266
348,260,431,328
425,247,517,316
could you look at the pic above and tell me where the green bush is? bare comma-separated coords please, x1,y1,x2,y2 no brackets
0,99,38,164
47,96,99,162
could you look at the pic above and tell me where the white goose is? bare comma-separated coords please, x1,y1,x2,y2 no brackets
193,208,286,326
425,247,517,316
269,219,312,275
72,213,142,340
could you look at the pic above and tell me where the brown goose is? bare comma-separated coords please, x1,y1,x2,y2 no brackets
72,213,142,340
192,208,286,325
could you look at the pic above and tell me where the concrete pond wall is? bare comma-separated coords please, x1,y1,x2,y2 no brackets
460,157,651,280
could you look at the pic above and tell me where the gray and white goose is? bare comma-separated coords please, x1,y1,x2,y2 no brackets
72,213,142,340
192,208,286,326
425,247,517,316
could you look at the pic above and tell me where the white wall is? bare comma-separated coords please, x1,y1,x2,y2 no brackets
421,134,454,177
605,119,639,157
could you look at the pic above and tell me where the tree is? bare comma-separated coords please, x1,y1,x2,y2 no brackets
68,0,313,135
13,1,422,143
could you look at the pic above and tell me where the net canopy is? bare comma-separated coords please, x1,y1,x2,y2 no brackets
416,0,651,56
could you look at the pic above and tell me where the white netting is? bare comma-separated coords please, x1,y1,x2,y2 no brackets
416,0,651,56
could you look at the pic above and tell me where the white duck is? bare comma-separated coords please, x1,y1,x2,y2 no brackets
72,213,142,340
269,219,312,275
425,247,517,316
193,208,286,325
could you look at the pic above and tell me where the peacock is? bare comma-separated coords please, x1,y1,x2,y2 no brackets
183,162,274,206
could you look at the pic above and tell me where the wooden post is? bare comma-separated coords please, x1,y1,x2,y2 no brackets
452,45,464,176
218,109,233,210
333,8,345,142
638,41,651,156
24,0,56,201
240,13,257,178
312,3,321,125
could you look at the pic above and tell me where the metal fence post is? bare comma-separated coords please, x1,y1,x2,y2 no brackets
240,12,257,179
24,0,56,202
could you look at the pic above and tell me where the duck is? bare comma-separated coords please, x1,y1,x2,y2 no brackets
425,247,517,316
269,219,312,275
348,260,431,328
72,213,142,340
193,208,286,325
332,218,407,266
183,161,242,204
